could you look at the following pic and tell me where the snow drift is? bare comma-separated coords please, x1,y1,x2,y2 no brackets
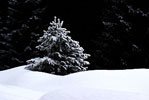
0,66,149,100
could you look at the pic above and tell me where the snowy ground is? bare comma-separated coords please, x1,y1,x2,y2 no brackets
0,66,149,100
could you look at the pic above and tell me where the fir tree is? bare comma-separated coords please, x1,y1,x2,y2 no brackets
94,0,149,69
0,0,48,70
27,17,90,75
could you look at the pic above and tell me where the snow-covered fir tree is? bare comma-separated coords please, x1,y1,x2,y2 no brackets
26,17,90,75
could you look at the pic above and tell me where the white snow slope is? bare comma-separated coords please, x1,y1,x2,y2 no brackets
0,65,149,100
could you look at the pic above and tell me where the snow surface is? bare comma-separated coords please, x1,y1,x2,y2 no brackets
0,65,149,100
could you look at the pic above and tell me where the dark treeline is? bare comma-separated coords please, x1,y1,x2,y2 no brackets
0,0,149,70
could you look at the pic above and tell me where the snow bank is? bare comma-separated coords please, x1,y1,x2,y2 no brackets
65,69,149,94
0,84,44,100
0,66,149,100
0,66,61,92
40,87,149,100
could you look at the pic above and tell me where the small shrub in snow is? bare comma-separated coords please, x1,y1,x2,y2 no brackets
26,17,90,75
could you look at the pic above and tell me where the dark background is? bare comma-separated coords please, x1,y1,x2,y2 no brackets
1,0,149,70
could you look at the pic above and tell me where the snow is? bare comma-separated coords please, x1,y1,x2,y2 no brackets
40,87,149,100
0,84,43,100
0,65,149,100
